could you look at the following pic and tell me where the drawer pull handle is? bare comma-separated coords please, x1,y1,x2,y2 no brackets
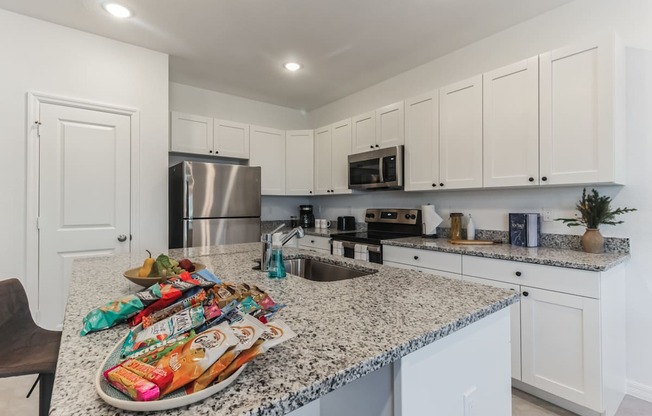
522,291,529,297
414,256,419,260
515,271,522,277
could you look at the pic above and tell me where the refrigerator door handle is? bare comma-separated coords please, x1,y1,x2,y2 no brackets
185,165,194,219
185,219,193,248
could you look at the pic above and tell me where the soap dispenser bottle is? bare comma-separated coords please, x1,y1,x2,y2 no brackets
467,214,476,240
268,233,286,279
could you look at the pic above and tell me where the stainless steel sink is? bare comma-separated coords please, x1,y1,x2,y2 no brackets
253,258,375,282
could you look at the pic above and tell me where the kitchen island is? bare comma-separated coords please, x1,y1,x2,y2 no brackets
49,243,518,416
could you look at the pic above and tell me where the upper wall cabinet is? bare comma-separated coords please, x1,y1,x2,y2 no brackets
213,119,250,159
170,112,250,159
286,130,314,195
249,125,285,195
351,101,404,153
170,112,214,155
314,119,353,195
404,91,440,191
539,35,625,186
483,57,539,188
439,75,483,189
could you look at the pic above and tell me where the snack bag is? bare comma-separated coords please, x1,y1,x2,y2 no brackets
121,305,205,358
119,359,174,391
142,290,207,328
80,284,163,336
216,320,296,383
103,365,160,401
210,283,240,308
192,269,222,286
186,314,267,393
237,296,260,315
130,331,194,365
156,322,237,396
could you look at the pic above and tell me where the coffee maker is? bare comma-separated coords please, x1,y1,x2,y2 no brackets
299,205,315,228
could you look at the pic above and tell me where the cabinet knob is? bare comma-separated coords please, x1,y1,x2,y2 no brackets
414,255,419,260
331,189,334,193
528,177,534,182
542,176,548,182
522,291,529,297
208,150,212,153
432,183,436,187
309,191,312,194
370,145,374,149
439,183,444,187
375,144,380,148
515,271,522,277
311,240,315,243
215,150,219,154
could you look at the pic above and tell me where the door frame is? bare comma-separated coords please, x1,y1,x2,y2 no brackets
25,92,141,322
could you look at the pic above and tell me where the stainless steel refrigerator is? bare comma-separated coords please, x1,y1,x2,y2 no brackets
169,161,261,248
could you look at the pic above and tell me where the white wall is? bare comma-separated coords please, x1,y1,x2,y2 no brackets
170,82,310,130
0,9,169,308
308,0,652,395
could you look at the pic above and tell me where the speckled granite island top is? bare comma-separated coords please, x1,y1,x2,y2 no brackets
50,243,517,416
382,237,629,272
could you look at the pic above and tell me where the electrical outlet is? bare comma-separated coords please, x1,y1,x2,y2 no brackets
542,208,554,222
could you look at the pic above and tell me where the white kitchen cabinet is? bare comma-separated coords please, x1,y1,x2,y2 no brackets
351,111,376,153
404,91,440,191
351,102,404,154
249,125,285,195
439,75,483,189
539,35,625,186
383,246,462,279
314,119,353,195
463,275,521,381
483,57,539,188
298,235,331,253
170,111,213,155
463,255,626,416
213,119,250,159
286,130,314,195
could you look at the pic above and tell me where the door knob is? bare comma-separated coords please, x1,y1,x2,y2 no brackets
117,234,127,242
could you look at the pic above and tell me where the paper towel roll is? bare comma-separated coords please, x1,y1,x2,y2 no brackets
421,204,443,236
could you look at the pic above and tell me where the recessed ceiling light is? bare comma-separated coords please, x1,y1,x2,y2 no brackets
284,62,302,72
103,3,132,18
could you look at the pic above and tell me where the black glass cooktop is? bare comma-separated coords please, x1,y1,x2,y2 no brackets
331,231,412,245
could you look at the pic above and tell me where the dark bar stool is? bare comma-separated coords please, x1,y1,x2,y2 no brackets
0,278,62,416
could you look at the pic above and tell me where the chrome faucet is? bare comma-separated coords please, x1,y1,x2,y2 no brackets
260,225,305,272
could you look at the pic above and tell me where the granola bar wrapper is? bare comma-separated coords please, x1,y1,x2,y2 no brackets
156,322,237,397
186,314,267,393
142,290,207,328
216,320,296,383
120,359,174,391
130,331,194,365
103,365,160,401
80,284,163,336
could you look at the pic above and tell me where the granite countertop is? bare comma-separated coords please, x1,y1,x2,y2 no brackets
302,228,357,237
381,237,629,272
50,243,517,416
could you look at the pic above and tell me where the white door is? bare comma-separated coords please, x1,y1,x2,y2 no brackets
39,103,131,330
351,111,376,153
314,126,332,195
483,57,539,188
439,75,483,189
249,125,286,195
375,101,404,149
170,111,213,155
521,287,601,410
404,91,439,191
213,119,249,159
539,38,619,186
463,275,522,380
286,130,314,195
330,119,353,194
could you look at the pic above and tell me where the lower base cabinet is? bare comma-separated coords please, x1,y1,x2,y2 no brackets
298,235,331,253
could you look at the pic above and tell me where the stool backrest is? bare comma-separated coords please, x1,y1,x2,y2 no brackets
0,278,36,330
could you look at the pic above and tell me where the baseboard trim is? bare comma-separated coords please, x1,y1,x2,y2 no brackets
627,380,652,403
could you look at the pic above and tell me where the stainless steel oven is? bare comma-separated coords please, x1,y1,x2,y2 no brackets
348,146,403,190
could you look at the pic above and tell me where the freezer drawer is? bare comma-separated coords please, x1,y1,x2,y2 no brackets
184,218,261,247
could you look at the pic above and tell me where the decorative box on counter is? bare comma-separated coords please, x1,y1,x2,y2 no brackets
509,213,541,247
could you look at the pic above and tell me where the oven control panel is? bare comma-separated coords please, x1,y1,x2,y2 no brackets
365,209,420,225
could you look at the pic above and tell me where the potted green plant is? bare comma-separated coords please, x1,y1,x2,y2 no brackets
556,188,636,253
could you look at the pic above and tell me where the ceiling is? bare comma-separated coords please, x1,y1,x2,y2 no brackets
0,0,573,110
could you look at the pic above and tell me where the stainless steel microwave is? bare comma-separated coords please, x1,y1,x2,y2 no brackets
348,145,404,190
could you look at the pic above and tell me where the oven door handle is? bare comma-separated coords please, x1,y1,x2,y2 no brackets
330,240,381,253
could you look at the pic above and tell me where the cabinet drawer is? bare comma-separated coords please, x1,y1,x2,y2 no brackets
385,261,462,280
298,236,331,251
462,256,599,298
383,246,462,274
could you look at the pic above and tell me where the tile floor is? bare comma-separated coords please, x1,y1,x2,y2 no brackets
1,375,652,415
